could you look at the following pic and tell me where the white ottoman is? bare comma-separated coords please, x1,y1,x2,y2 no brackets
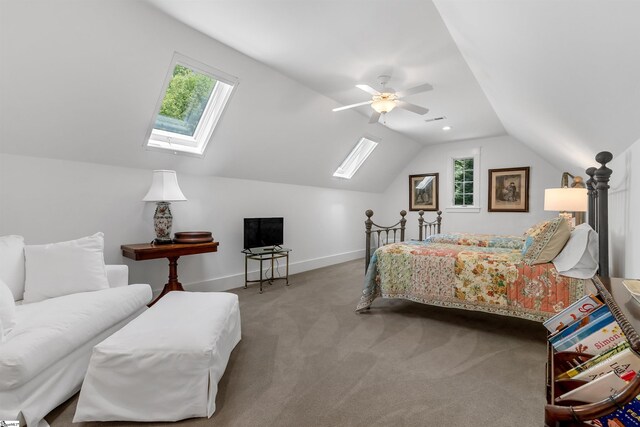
73,291,241,422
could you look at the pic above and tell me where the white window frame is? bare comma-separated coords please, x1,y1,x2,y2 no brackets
446,147,481,213
144,52,238,157
333,135,379,179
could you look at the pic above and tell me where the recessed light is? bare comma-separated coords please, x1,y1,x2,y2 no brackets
442,126,452,131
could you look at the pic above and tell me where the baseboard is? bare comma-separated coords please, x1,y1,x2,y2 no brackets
183,249,365,293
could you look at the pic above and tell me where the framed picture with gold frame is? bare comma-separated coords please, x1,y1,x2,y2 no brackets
409,173,439,211
488,167,530,212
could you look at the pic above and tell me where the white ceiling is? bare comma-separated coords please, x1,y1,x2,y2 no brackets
0,0,423,193
4,0,639,192
148,0,506,146
434,0,640,172
150,0,640,173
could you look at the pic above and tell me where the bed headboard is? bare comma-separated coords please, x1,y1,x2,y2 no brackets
586,151,613,278
364,210,406,272
418,210,442,241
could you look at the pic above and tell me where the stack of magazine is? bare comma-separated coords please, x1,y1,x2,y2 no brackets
545,294,640,425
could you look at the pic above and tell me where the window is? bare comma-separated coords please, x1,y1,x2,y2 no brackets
333,137,378,179
145,53,238,157
454,158,474,206
447,148,480,212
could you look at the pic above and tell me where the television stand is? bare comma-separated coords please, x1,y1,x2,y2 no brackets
242,246,291,293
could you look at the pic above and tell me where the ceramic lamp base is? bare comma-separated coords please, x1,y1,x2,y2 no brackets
153,237,174,245
559,211,576,228
153,201,174,244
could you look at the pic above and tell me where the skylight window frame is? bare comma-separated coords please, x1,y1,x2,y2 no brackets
333,136,379,179
144,52,238,157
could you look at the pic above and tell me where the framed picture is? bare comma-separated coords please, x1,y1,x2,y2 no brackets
409,173,439,211
488,167,530,212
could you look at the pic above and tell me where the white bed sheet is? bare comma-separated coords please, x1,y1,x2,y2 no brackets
74,291,241,422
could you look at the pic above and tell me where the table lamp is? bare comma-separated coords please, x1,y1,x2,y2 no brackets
544,184,587,226
142,170,187,244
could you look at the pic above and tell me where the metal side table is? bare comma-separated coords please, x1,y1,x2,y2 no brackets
242,246,291,293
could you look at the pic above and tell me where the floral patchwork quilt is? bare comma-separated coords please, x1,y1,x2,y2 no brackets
356,241,586,322
424,232,525,250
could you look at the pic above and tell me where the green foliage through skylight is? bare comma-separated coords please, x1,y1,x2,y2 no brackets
154,65,216,137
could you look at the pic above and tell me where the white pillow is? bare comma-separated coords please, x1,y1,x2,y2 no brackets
0,235,26,301
552,223,599,279
0,278,16,342
23,233,110,303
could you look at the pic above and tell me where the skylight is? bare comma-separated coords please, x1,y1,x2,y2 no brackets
333,137,378,179
145,53,238,157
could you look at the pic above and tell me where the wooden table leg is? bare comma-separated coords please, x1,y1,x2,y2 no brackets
149,255,183,307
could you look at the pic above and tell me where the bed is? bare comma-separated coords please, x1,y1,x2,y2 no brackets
357,151,613,322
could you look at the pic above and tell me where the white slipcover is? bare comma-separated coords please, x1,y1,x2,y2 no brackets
0,283,152,427
74,291,241,422
0,284,152,389
0,235,25,301
23,232,110,303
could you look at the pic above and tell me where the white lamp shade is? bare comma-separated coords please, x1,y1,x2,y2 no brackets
142,170,187,202
544,188,588,212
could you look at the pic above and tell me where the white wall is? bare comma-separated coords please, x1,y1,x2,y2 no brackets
380,135,566,238
0,153,381,293
609,140,640,279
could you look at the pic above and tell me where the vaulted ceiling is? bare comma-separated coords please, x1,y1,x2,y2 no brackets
149,0,506,145
150,0,640,172
434,0,640,172
2,0,640,192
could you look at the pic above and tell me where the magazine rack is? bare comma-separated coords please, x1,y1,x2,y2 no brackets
545,276,640,426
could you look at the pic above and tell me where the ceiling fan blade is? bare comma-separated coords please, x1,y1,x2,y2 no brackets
396,83,433,98
368,111,381,124
396,101,429,115
332,100,372,112
356,84,380,96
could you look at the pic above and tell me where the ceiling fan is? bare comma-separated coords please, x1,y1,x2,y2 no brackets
332,75,432,124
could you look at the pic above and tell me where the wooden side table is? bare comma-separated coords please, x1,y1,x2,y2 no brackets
121,241,219,306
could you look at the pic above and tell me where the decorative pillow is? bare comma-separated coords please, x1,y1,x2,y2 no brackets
522,220,551,237
0,235,26,301
522,218,571,265
0,278,16,342
552,224,599,279
23,233,110,303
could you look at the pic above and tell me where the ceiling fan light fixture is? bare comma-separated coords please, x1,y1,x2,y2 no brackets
334,77,432,118
371,98,397,114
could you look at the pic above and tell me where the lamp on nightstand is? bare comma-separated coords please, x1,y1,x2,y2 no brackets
544,172,588,226
143,170,187,245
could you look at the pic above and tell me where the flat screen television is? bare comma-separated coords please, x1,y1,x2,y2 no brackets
244,217,284,249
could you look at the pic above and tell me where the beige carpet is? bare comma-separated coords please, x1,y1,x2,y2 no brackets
46,259,546,426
